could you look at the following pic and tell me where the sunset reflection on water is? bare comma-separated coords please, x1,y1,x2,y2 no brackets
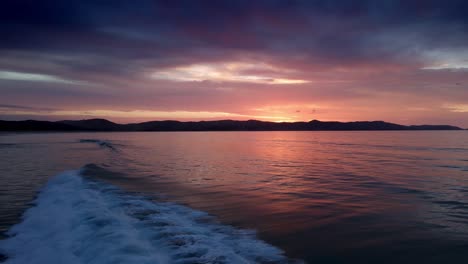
1,131,468,263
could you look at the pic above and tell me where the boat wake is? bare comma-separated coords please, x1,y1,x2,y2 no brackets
0,169,297,264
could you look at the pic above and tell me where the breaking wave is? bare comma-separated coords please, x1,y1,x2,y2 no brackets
0,169,297,264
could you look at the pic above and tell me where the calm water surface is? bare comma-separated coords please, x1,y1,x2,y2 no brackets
1,131,468,263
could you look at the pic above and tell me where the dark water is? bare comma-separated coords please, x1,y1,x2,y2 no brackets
1,131,468,263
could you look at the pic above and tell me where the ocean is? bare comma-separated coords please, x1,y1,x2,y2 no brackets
0,131,467,263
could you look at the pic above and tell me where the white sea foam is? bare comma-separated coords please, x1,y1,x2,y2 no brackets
0,170,295,264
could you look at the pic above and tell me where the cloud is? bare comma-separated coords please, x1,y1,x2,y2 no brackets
2,0,468,73
1,0,468,126
150,61,308,84
444,104,468,113
0,70,84,84
0,104,57,112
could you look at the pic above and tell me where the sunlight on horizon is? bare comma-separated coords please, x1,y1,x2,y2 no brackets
0,108,299,122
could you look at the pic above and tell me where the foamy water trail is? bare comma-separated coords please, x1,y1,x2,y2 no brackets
0,169,297,264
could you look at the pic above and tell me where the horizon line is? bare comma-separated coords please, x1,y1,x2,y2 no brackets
1,118,464,129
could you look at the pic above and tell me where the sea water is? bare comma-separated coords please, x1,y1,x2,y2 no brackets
1,131,467,263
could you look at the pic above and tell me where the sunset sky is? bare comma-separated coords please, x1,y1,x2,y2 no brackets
1,0,468,126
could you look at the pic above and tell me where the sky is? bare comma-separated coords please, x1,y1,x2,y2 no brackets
1,0,468,127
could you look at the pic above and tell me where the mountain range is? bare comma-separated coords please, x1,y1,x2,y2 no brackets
0,119,463,131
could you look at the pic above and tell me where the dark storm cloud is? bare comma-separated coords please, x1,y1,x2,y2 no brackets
2,0,468,74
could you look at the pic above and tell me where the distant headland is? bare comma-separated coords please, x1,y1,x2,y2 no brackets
0,119,464,131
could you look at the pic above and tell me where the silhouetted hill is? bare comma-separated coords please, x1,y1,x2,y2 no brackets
59,119,121,131
0,119,463,132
